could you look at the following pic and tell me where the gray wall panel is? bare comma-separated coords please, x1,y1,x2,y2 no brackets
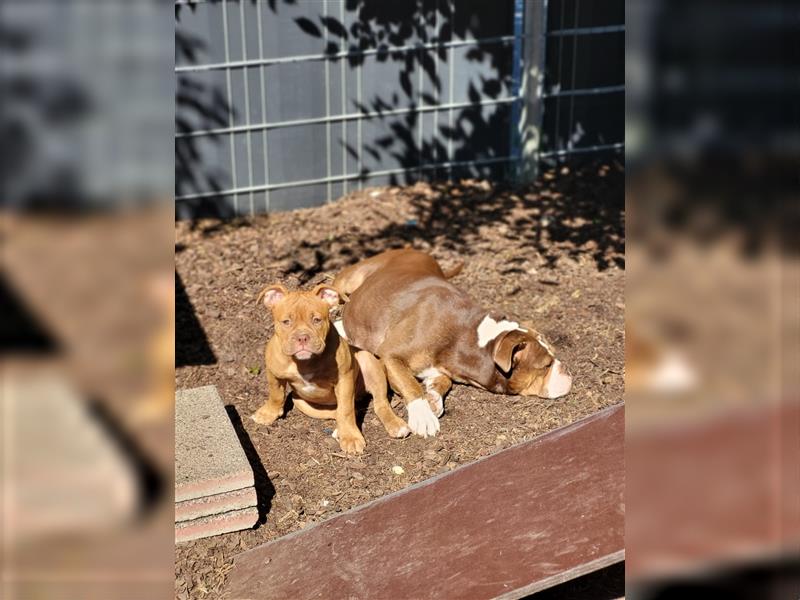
539,0,625,158
542,92,624,153
266,124,329,184
269,183,330,212
264,61,328,122
545,32,624,93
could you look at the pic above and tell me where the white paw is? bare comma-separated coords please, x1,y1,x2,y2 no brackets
426,390,444,417
407,399,440,438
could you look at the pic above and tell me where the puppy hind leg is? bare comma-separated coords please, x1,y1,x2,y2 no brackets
355,351,410,439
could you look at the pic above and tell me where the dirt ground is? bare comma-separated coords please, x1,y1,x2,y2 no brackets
174,161,625,599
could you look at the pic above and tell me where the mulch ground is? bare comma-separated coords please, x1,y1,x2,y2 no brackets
174,161,625,599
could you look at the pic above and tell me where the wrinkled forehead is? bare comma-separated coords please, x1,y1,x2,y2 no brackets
534,332,555,357
272,293,328,318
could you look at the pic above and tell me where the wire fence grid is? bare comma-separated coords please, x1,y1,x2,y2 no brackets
175,0,624,218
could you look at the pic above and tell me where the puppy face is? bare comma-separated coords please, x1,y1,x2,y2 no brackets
493,329,573,398
258,284,341,360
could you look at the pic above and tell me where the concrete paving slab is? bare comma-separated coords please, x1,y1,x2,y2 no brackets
175,486,257,523
224,404,624,600
175,386,254,502
175,506,260,544
4,371,139,546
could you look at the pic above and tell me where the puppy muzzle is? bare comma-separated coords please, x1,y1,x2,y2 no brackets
543,359,573,398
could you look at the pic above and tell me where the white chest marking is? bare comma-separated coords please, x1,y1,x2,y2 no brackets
416,367,442,380
333,319,348,340
476,315,521,348
296,371,322,394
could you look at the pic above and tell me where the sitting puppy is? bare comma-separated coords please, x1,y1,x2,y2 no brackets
250,283,410,454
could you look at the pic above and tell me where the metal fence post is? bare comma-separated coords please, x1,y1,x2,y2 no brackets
516,0,548,183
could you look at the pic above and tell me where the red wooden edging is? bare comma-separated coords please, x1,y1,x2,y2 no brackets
224,404,624,599
627,402,800,581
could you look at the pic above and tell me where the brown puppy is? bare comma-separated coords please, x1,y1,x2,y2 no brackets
625,321,696,394
333,249,573,438
251,283,409,454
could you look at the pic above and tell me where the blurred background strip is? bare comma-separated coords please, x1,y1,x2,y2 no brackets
2,1,174,599
626,0,800,598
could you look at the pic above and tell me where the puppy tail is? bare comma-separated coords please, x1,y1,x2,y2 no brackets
442,261,465,279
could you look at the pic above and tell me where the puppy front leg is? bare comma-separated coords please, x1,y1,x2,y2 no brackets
383,357,440,438
334,369,366,454
251,369,286,425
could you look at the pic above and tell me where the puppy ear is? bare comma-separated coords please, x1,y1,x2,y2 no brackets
312,284,341,308
493,330,528,373
256,284,287,308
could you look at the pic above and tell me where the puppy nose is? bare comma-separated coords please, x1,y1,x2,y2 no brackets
295,333,310,346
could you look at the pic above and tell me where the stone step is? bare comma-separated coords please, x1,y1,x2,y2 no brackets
176,506,259,544
175,386,254,503
176,486,258,523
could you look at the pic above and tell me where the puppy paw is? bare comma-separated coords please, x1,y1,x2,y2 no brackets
250,405,283,425
425,390,444,418
386,420,411,439
337,430,366,455
407,398,440,438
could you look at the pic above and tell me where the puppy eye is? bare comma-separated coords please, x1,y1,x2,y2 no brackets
312,316,323,325
281,319,291,326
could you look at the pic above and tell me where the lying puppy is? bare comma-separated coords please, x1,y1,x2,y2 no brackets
625,321,697,394
250,283,409,454
333,249,573,437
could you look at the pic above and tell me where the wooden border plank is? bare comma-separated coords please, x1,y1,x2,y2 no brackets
225,404,624,599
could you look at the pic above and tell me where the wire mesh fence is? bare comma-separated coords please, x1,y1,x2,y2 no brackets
2,0,174,209
174,0,623,218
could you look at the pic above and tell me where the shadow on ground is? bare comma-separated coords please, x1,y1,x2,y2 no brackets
87,398,164,516
628,558,800,600
267,161,624,284
528,562,624,600
225,405,275,526
176,270,216,367
0,273,60,355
